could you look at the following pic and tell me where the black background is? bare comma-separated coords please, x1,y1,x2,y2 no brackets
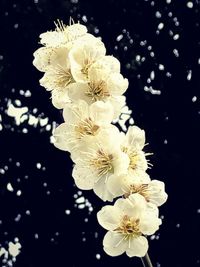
0,0,200,266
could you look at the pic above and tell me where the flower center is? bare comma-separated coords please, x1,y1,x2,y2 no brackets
90,149,114,177
75,118,100,138
86,81,110,101
125,184,149,200
115,215,141,237
53,66,75,89
122,147,139,170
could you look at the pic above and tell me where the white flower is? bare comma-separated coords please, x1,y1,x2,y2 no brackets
68,57,128,119
69,38,106,82
97,194,161,257
107,172,168,206
121,126,149,174
53,100,114,152
39,21,88,47
71,130,130,201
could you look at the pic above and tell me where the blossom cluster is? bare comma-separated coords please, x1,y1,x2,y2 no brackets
33,20,167,258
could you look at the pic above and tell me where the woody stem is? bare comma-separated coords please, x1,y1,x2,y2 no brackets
141,253,153,267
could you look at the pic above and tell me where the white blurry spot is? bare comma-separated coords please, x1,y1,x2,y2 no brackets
34,233,39,239
96,254,101,260
36,163,41,169
129,118,134,125
82,15,87,23
155,11,162,18
78,204,85,209
197,209,200,213
0,168,5,174
166,72,172,77
187,70,192,80
150,71,155,80
16,190,21,196
158,23,164,30
136,55,141,62
7,102,28,125
24,90,31,97
0,248,7,257
7,183,14,192
150,235,156,240
147,78,151,84
71,0,78,3
22,128,28,134
65,209,71,215
39,117,48,126
15,99,21,106
147,45,152,51
192,96,197,102
168,12,173,17
16,162,20,167
164,139,168,144
187,1,193,8
176,223,180,228
173,49,179,57
173,34,179,40
144,86,161,95
46,124,51,131
14,214,21,222
159,64,165,70
166,0,171,3
84,218,88,222
8,242,21,257
75,196,85,204
116,34,123,42
150,52,155,57
25,210,31,215
28,115,39,126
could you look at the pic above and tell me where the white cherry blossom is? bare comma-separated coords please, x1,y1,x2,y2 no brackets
71,130,130,201
69,38,106,82
121,126,149,174
107,172,168,206
97,194,161,257
53,100,114,152
68,60,128,118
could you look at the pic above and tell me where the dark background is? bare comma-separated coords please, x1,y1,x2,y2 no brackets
0,0,200,266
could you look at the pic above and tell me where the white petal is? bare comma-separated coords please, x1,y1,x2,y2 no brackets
125,126,145,150
106,174,124,198
139,204,162,235
109,96,126,120
90,55,120,74
97,206,121,230
89,101,114,125
93,177,114,202
63,100,89,123
72,164,95,190
103,231,127,256
68,83,92,104
126,236,148,257
51,89,71,109
108,73,129,95
147,180,168,206
53,123,71,151
113,151,130,175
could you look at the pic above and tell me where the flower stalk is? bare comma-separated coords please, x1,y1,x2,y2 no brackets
141,253,153,267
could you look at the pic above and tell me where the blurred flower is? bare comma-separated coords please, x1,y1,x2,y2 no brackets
97,194,161,257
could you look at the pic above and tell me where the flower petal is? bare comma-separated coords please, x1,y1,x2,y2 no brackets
126,236,148,257
97,206,121,230
89,101,114,125
72,164,95,190
103,231,127,256
93,177,114,202
147,180,168,207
